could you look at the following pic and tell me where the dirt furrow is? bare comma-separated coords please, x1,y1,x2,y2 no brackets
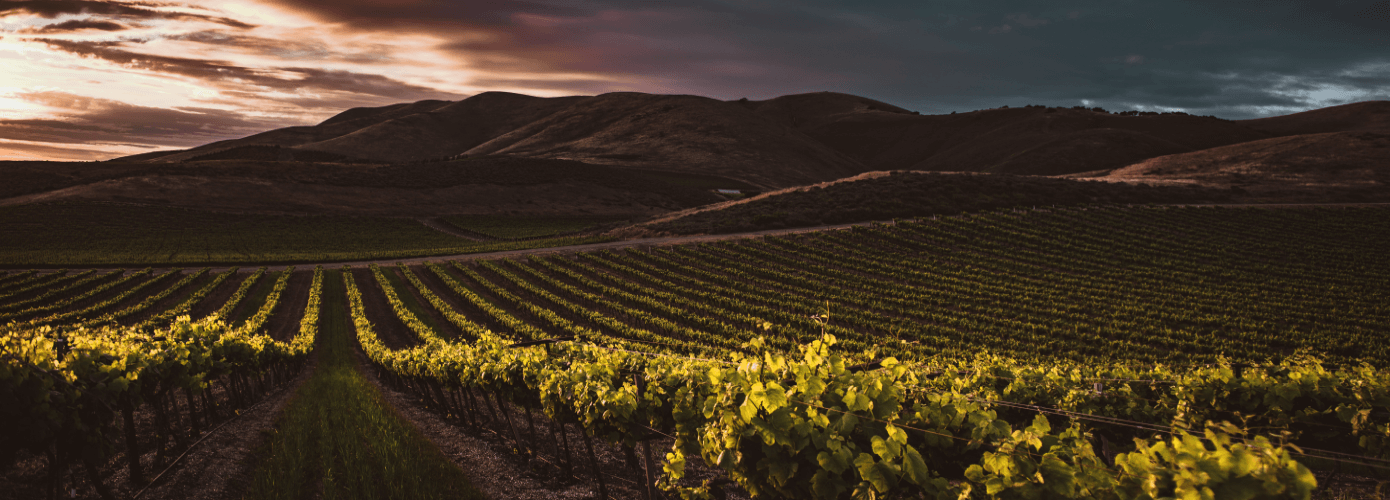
350,268,418,349
188,271,250,320
263,271,313,341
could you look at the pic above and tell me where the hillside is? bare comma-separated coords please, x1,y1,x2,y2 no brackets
0,157,755,217
634,170,1230,235
1090,130,1390,201
1238,100,1390,136
97,93,1390,211
140,99,456,163
784,103,1274,176
127,92,1390,191
126,91,866,189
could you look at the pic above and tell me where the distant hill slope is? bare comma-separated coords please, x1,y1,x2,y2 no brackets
0,157,755,217
1090,130,1390,201
459,92,863,188
120,92,1390,191
134,99,455,163
792,105,1272,176
635,170,1230,235
1237,101,1390,136
297,92,587,163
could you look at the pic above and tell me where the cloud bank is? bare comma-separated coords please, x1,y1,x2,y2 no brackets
1,0,1387,160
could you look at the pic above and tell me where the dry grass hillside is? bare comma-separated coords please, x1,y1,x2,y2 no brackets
1090,131,1390,200
106,92,1390,206
139,99,455,163
633,170,1230,236
795,105,1273,175
0,157,752,217
297,92,588,163
1238,101,1390,136
460,92,863,188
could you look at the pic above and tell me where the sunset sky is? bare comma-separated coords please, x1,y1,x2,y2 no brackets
2,0,1387,161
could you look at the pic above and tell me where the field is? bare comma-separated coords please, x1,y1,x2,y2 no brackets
0,202,613,266
2,205,1387,499
441,214,631,240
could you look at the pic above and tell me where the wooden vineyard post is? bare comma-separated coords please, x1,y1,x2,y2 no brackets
120,395,144,485
183,387,202,437
522,404,540,449
495,392,530,458
81,453,117,500
580,429,609,500
551,416,573,477
635,374,656,500
458,388,480,427
469,387,497,425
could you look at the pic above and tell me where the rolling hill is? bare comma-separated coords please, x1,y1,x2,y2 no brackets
56,92,1384,219
124,91,1390,189
1088,130,1390,200
0,157,756,217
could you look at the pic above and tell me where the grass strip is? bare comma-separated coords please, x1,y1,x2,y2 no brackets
243,271,484,500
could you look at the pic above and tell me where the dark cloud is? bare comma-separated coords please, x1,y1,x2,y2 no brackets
255,0,1390,119
22,18,129,32
31,38,464,102
0,91,289,148
0,0,256,28
165,31,330,61
9,0,1390,161
0,139,118,161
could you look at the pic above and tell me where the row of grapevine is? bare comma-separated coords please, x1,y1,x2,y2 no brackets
0,270,39,291
80,269,210,328
344,260,1322,499
134,268,239,330
0,269,79,300
211,267,266,322
0,269,146,323
0,266,324,498
0,270,105,313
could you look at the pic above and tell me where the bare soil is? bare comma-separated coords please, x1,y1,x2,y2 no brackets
390,266,464,340
121,271,215,326
91,271,186,316
136,359,315,500
350,268,418,349
188,271,249,320
33,270,165,321
436,262,564,340
226,272,277,325
469,262,594,337
409,264,506,335
0,361,312,500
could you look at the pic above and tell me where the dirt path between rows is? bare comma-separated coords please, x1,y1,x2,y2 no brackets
138,356,316,500
264,271,313,341
350,268,419,349
9,203,1389,274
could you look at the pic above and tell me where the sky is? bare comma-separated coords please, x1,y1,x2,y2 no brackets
1,0,1387,161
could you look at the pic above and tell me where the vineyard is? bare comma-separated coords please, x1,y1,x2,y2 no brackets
2,205,1388,499
0,202,612,266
